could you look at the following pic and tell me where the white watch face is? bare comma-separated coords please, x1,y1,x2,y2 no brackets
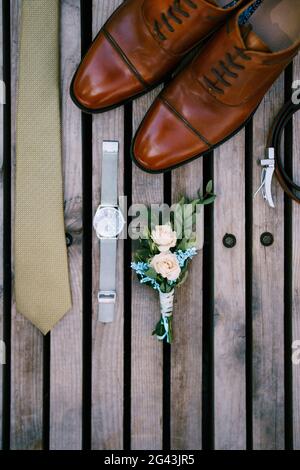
93,206,125,239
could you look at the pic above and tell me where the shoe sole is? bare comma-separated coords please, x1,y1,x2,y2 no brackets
130,104,260,174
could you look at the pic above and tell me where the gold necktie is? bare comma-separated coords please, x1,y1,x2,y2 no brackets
15,0,71,334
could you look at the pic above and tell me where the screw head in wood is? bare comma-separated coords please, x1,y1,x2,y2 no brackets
260,232,274,247
223,233,236,249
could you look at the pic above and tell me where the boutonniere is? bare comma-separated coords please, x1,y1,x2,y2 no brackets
131,182,216,343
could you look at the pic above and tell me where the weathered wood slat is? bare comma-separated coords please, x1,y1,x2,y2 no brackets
91,0,124,450
214,133,246,450
171,162,203,450
49,0,82,450
252,78,285,449
10,0,43,450
0,0,3,449
293,52,300,450
131,89,163,450
5,0,300,451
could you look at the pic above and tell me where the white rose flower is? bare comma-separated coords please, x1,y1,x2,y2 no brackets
151,224,177,252
151,252,181,282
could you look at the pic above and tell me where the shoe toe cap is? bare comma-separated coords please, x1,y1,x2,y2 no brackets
132,99,209,172
72,32,145,111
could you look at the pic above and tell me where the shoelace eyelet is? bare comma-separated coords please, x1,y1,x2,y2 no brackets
154,0,198,41
204,46,252,95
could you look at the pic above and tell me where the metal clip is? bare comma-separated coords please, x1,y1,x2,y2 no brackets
103,140,119,154
98,291,116,304
253,148,275,208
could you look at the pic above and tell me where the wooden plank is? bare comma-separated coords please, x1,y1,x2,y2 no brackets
49,0,82,450
131,89,164,450
170,162,203,450
0,0,3,449
293,52,300,449
91,0,124,450
252,78,285,449
214,132,246,449
10,0,43,450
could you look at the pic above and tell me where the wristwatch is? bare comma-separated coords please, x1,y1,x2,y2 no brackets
93,141,125,323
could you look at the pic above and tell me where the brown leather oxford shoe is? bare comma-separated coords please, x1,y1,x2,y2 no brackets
71,0,246,113
132,0,300,172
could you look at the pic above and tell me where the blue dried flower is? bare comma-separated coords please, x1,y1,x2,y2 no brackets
175,247,198,267
140,277,160,291
131,262,160,291
131,261,149,276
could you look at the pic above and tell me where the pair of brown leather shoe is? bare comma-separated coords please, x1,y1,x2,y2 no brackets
71,0,300,173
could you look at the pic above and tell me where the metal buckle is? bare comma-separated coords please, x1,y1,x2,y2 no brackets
98,291,116,304
253,147,276,208
103,141,119,154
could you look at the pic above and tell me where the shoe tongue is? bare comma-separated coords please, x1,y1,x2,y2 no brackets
240,25,271,53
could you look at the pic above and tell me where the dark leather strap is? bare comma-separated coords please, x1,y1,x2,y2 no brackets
268,100,300,203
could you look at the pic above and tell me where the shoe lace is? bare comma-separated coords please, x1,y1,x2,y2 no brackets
153,0,198,41
204,46,252,94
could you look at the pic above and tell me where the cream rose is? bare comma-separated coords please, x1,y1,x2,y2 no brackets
151,224,177,252
151,252,181,282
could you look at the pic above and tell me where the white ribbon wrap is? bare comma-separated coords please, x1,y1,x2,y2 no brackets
159,290,174,317
156,290,175,342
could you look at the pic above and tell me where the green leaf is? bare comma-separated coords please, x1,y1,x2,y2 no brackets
177,269,189,287
167,316,173,344
144,267,158,279
134,245,152,262
177,238,188,251
159,279,174,293
191,199,201,211
178,195,186,206
159,282,166,294
149,240,159,255
139,238,151,249
152,318,165,338
174,203,183,220
152,315,173,343
206,180,213,194
142,226,151,239
159,281,167,293
201,195,216,205
149,211,159,229
186,237,197,249
136,247,150,256
173,204,183,237
165,282,174,293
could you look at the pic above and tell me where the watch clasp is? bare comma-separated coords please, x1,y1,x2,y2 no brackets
103,140,119,154
98,290,116,304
